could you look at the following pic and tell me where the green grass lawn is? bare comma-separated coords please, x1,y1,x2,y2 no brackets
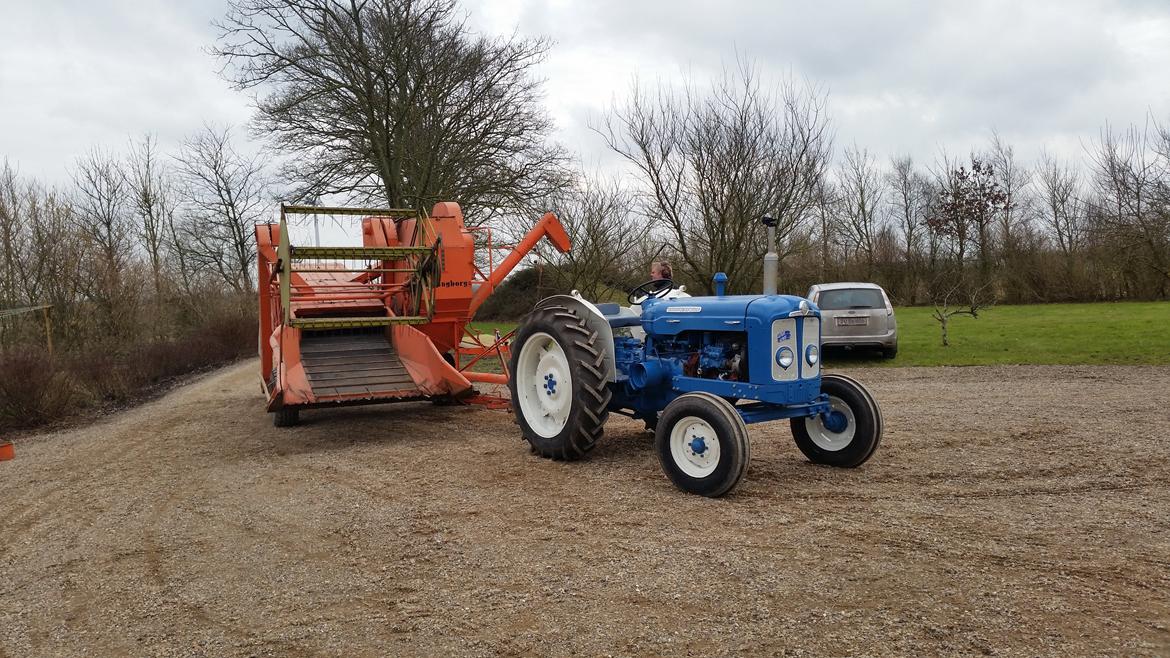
471,301,1169,368
852,301,1169,366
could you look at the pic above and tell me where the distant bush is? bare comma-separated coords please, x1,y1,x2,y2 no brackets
0,303,254,433
475,266,563,321
0,351,84,429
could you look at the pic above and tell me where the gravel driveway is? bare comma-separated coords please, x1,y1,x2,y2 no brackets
1,361,1168,656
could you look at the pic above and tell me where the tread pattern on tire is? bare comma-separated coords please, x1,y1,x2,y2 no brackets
509,305,612,460
273,408,299,427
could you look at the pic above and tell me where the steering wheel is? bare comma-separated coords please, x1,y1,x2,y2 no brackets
628,279,674,305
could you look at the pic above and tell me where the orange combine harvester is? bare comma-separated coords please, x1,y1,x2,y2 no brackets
255,202,570,426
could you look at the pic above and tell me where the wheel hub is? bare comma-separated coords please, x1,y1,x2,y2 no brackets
670,417,721,478
804,396,857,451
516,332,573,439
822,410,848,433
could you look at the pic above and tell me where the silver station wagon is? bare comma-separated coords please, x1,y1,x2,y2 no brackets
806,282,898,359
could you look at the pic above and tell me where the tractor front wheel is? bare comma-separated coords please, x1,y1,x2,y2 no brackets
790,374,882,467
655,393,750,497
509,305,611,460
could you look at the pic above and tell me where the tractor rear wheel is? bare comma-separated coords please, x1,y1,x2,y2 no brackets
655,393,750,497
509,305,611,460
790,374,881,467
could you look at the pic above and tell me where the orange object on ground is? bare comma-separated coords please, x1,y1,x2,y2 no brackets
0,440,13,461
255,202,569,422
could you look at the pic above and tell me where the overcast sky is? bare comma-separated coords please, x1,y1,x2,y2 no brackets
2,0,1169,187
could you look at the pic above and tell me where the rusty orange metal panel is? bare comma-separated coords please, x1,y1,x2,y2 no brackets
392,323,473,397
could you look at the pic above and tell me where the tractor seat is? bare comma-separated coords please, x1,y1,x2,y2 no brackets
595,302,642,329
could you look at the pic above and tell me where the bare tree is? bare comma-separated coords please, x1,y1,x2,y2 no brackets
835,145,884,278
1088,121,1170,296
174,125,269,293
988,132,1032,257
127,135,177,297
888,155,931,303
928,155,1010,274
534,175,644,299
1036,150,1086,257
929,267,994,347
0,161,23,309
601,60,832,294
812,176,840,282
72,149,134,275
72,148,138,334
214,0,569,223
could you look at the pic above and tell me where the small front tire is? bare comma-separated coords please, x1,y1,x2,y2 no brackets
791,373,881,467
655,393,750,497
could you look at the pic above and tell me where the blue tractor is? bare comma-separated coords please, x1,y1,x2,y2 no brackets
508,219,882,497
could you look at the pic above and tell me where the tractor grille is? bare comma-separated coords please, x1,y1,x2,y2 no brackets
771,316,821,381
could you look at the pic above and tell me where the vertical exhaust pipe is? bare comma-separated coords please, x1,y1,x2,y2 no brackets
762,216,779,295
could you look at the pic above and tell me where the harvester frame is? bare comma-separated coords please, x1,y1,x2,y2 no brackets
255,202,569,425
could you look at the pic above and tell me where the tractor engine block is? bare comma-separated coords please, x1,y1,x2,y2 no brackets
620,331,748,384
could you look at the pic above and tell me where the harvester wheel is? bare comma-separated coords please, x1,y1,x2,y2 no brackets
655,393,750,497
509,305,611,460
790,374,881,467
273,408,300,427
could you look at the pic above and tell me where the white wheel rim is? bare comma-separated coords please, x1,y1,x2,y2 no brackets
805,395,856,451
669,416,721,478
516,332,572,438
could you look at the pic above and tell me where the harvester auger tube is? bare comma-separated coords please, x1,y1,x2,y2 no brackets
255,202,573,424
468,212,571,317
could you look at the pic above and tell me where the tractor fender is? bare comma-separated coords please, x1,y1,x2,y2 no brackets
533,293,618,382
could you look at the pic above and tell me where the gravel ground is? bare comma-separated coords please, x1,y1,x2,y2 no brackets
1,361,1168,657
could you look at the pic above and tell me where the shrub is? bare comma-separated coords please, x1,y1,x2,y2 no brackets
0,350,83,429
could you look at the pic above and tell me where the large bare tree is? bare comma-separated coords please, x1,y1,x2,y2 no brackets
174,125,269,293
214,0,568,223
601,61,832,294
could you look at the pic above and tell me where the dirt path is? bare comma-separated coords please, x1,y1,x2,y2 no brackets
1,362,1168,657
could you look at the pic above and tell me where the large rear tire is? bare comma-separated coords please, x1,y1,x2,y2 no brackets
655,393,750,497
790,373,881,467
509,305,611,460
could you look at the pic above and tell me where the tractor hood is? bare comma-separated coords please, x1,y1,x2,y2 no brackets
641,294,815,336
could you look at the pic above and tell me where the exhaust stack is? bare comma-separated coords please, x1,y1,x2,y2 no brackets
762,215,779,295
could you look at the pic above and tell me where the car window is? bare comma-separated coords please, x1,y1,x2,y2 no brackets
817,288,885,310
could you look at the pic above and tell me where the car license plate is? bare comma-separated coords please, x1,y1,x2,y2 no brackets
836,317,868,326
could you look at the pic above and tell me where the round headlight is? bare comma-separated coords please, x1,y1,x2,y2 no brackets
775,346,794,369
806,344,819,365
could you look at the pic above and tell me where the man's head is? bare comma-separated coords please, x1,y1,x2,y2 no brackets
650,260,673,281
